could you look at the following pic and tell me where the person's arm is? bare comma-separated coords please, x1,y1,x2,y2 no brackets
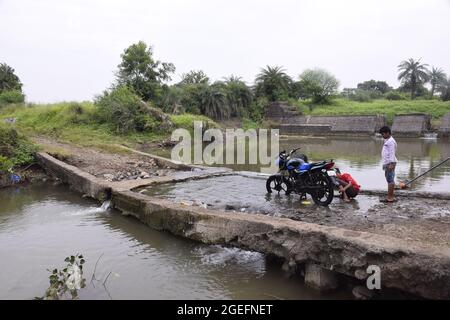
338,179,351,192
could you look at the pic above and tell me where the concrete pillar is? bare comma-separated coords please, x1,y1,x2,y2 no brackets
304,263,339,291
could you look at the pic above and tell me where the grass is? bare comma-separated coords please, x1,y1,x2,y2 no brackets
293,98,450,124
170,114,218,130
0,102,216,153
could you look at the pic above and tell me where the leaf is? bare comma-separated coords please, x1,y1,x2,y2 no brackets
65,257,70,262
80,259,85,264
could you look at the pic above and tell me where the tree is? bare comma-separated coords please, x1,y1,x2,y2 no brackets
0,63,23,93
298,68,340,103
179,70,209,85
200,83,228,119
223,76,253,117
397,58,429,99
438,77,450,101
357,80,392,94
428,67,447,97
116,41,175,101
254,66,292,102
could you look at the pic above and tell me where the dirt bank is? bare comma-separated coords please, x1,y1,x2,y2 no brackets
33,137,176,182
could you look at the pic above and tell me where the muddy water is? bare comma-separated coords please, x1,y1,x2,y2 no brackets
149,136,450,193
0,182,351,300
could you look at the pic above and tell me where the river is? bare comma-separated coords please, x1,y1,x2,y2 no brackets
0,182,351,300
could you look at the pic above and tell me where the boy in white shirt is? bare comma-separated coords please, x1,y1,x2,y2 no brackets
379,126,397,203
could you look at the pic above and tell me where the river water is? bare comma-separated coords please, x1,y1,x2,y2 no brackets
0,182,351,300
150,136,450,192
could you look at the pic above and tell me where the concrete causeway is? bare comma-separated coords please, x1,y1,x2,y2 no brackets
36,151,450,299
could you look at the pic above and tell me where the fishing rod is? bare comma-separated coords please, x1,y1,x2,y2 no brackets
399,157,450,189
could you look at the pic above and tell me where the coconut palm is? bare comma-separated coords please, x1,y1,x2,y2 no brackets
397,58,430,99
428,67,447,97
254,66,292,102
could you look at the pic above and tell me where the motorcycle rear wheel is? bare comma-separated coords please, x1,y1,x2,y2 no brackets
310,174,334,206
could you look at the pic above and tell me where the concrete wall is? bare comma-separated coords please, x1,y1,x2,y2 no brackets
439,113,450,138
279,124,331,135
265,101,303,124
276,115,386,136
392,114,431,137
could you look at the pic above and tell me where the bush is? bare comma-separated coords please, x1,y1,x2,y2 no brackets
95,85,163,134
0,125,36,170
349,90,372,102
170,114,218,131
385,91,407,100
0,90,25,106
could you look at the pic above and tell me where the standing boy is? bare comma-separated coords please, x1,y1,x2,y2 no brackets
379,126,397,203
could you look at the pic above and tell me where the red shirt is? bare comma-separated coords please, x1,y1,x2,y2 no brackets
339,173,361,191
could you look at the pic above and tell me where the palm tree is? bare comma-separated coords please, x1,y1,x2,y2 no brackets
224,75,253,116
397,58,429,99
254,66,292,102
200,84,228,119
428,67,447,97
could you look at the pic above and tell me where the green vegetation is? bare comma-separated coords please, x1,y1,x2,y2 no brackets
0,124,36,173
0,90,25,106
0,63,25,107
397,58,430,99
116,41,175,101
0,100,215,152
293,98,450,123
297,68,340,104
170,114,218,131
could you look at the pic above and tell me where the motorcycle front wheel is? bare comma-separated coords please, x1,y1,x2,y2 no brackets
266,175,292,195
310,174,334,206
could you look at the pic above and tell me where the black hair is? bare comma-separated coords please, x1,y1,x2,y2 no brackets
379,126,391,135
335,168,341,174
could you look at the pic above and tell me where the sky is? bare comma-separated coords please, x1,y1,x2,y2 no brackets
1,0,449,103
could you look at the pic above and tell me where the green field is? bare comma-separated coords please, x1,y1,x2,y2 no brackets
294,98,450,124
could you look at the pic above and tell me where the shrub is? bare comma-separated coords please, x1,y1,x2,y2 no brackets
95,85,163,134
385,91,407,100
170,114,218,131
349,90,372,102
0,90,25,106
0,125,36,169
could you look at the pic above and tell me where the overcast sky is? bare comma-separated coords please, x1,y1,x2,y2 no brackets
1,0,449,103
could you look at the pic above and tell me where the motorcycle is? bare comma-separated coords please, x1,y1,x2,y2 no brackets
266,147,336,206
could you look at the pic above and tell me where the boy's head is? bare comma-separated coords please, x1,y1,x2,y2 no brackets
335,168,342,177
379,126,391,139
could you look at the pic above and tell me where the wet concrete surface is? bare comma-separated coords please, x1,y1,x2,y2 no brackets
138,175,450,247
